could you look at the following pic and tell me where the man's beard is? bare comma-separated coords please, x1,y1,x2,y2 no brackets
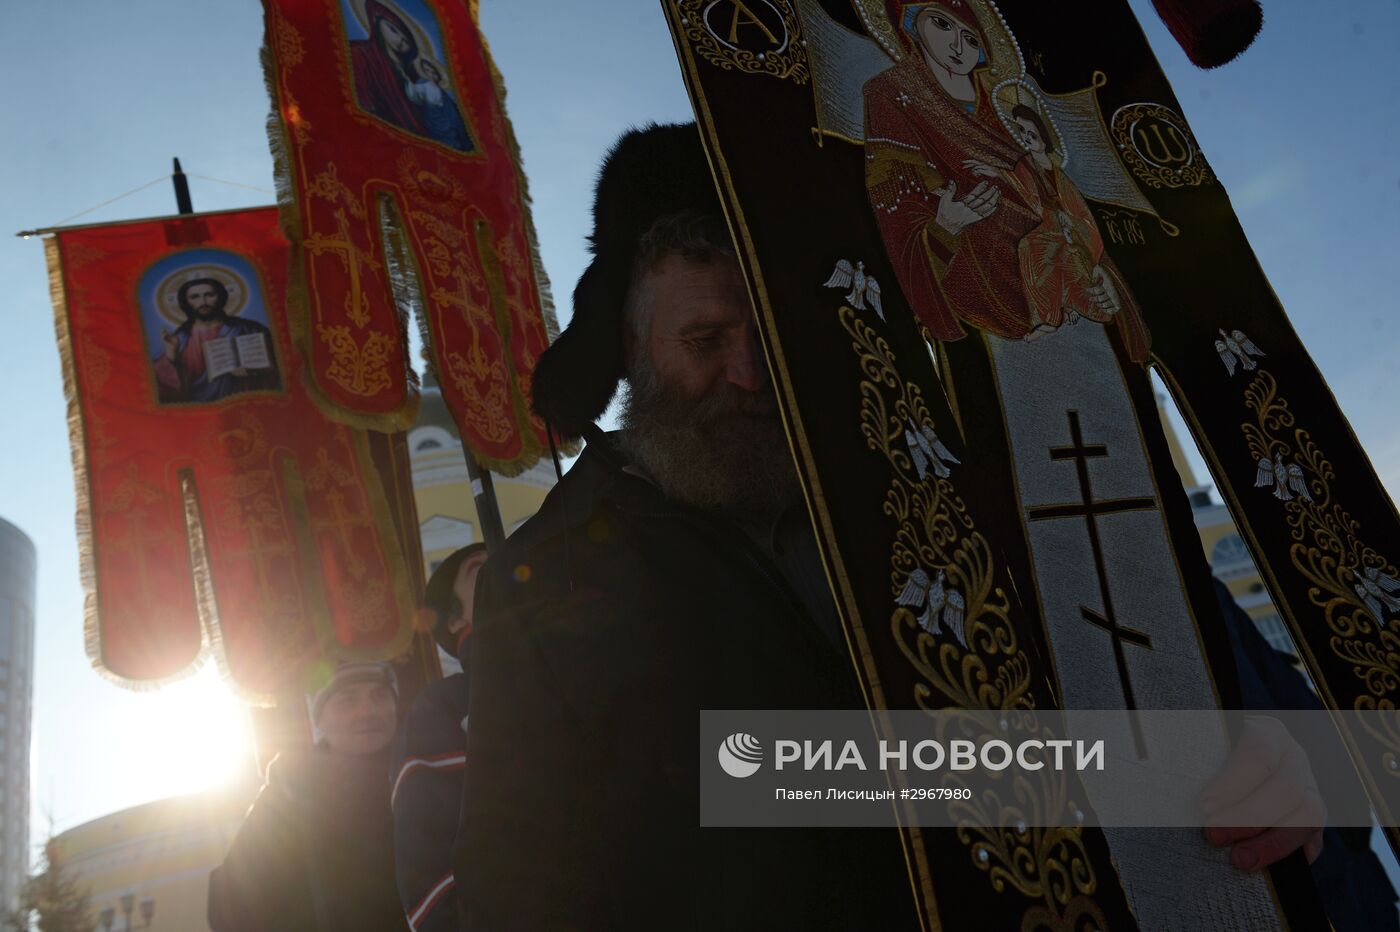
619,354,802,522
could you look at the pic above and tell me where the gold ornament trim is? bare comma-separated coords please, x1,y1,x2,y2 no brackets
1242,369,1400,776
675,0,809,84
318,324,396,398
1109,102,1213,190
843,308,1103,923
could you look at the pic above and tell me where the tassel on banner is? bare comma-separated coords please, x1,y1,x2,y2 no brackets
1150,0,1264,68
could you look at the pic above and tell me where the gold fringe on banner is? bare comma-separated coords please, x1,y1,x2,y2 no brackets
474,4,560,343
180,468,278,706
46,237,205,692
45,237,103,678
350,428,421,661
376,192,437,407
472,0,580,461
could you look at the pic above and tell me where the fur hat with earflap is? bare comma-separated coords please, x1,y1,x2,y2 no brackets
529,122,726,441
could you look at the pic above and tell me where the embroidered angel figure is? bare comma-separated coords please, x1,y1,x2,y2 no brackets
896,567,967,646
823,259,884,319
1254,451,1311,502
1353,565,1400,623
905,418,959,480
1215,328,1265,376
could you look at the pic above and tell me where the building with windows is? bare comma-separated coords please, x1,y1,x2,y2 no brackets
50,783,256,932
1156,404,1298,660
0,517,36,913
409,385,556,569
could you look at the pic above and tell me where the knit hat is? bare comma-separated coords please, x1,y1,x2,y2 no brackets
419,543,489,654
529,122,726,440
310,661,399,723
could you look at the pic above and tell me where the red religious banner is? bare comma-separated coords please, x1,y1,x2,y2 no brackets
263,0,559,475
46,206,420,700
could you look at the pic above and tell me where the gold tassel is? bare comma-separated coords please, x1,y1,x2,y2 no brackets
45,237,103,677
474,5,580,460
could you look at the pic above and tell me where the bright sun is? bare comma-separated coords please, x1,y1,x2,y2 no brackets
115,665,259,802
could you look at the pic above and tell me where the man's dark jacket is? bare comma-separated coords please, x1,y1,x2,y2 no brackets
392,666,470,930
456,429,920,931
208,746,409,932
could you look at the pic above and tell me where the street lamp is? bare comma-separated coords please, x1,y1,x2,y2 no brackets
96,892,155,930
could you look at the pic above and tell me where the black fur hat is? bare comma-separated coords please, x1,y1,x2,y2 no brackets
530,122,725,440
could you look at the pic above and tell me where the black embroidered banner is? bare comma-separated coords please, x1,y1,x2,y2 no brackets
660,0,1374,927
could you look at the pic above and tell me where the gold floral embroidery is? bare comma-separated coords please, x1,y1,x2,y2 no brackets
79,331,112,394
199,411,303,648
843,308,1101,921
445,349,513,444
319,324,394,398
304,445,370,581
306,164,366,220
1242,369,1400,774
270,5,304,68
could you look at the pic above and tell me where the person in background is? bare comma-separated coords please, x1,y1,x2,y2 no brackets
1213,578,1400,932
208,661,409,932
390,544,488,931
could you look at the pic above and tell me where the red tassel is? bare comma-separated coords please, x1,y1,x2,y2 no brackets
1150,0,1264,68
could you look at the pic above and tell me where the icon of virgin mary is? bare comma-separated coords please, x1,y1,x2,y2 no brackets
863,0,1149,361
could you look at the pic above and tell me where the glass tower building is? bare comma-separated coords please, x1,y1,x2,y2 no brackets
0,517,35,912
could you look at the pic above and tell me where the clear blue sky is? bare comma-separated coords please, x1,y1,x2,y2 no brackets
0,0,1396,851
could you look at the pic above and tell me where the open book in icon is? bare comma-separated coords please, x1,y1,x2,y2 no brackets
203,332,272,380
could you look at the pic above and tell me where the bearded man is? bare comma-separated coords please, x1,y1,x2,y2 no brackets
453,123,922,930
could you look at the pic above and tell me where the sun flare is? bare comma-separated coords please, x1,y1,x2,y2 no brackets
113,665,259,803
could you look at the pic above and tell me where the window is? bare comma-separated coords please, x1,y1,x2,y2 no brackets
1210,535,1250,567
410,426,456,455
1251,614,1296,656
0,598,10,663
